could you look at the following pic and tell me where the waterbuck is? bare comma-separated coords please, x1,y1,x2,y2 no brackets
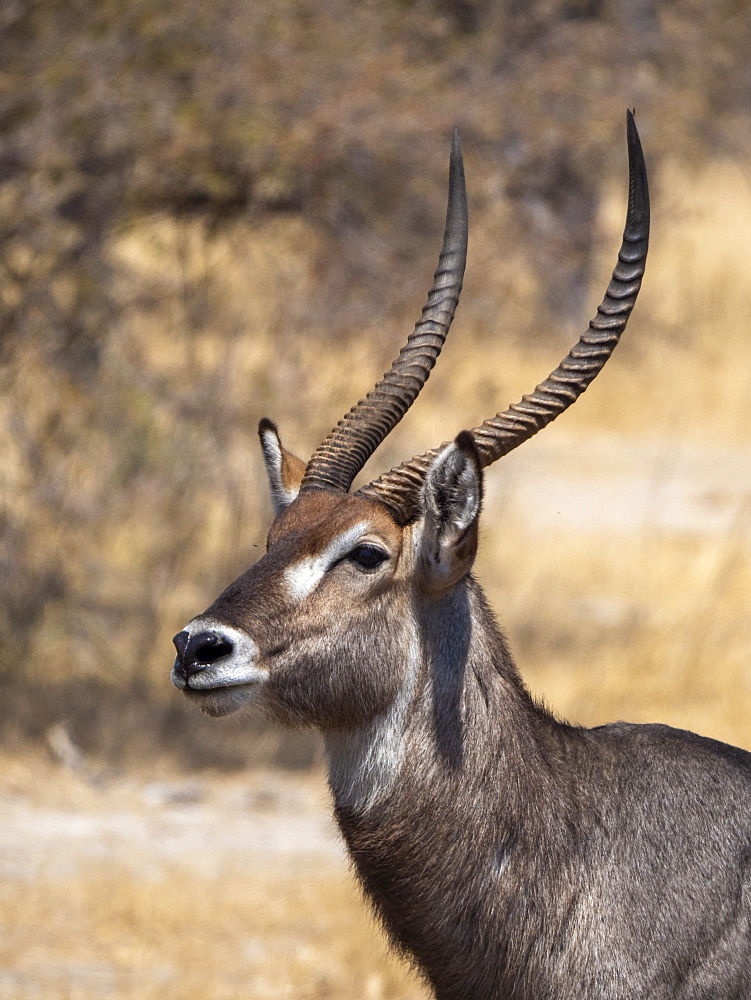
171,113,751,998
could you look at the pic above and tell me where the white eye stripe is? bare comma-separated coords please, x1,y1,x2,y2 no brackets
284,521,371,602
284,558,327,602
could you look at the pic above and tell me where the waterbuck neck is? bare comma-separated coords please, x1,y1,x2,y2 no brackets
323,575,568,815
326,575,587,999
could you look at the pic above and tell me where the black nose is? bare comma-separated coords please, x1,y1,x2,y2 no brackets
173,629,234,680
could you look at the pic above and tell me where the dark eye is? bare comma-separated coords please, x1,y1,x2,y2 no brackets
349,544,388,570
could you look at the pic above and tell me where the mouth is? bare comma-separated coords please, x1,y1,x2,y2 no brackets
172,667,269,717
171,661,269,691
178,679,264,717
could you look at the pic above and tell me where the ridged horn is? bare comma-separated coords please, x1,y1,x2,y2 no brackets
359,110,649,523
300,128,468,494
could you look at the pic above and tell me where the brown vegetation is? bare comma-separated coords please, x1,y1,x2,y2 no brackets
2,1,751,996
2,0,751,762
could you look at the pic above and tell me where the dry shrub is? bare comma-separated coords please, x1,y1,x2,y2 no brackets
2,0,751,761
3,157,751,759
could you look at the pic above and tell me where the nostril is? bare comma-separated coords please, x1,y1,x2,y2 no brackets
193,636,233,665
173,627,236,683
182,630,234,673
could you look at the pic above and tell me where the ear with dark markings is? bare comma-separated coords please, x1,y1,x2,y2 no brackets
258,418,307,515
418,431,482,594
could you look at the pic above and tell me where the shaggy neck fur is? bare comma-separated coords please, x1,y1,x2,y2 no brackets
322,575,751,1000
324,575,586,999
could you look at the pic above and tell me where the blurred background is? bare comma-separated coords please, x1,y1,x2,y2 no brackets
2,0,751,997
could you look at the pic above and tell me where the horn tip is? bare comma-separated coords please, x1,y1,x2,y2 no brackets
625,108,649,230
449,126,465,175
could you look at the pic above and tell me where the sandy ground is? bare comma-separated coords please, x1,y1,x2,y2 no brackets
0,760,384,1000
0,762,344,885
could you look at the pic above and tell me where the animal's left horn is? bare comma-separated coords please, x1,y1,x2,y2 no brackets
300,128,468,494
360,110,649,523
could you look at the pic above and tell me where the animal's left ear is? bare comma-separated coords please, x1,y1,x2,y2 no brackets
417,431,483,594
258,418,306,515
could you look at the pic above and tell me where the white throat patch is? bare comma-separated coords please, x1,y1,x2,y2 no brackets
324,632,420,814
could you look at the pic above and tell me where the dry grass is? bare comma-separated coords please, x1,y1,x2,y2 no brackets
476,158,751,749
0,759,426,1000
3,129,751,1000
3,5,751,996
483,521,751,745
3,154,751,741
0,863,425,1000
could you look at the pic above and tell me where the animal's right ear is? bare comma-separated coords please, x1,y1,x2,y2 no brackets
258,418,306,515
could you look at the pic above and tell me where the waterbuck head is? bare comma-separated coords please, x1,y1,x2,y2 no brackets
171,113,649,732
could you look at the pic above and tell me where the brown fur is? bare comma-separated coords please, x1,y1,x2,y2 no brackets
174,434,751,998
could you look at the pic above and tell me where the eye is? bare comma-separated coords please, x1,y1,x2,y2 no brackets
348,544,388,570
